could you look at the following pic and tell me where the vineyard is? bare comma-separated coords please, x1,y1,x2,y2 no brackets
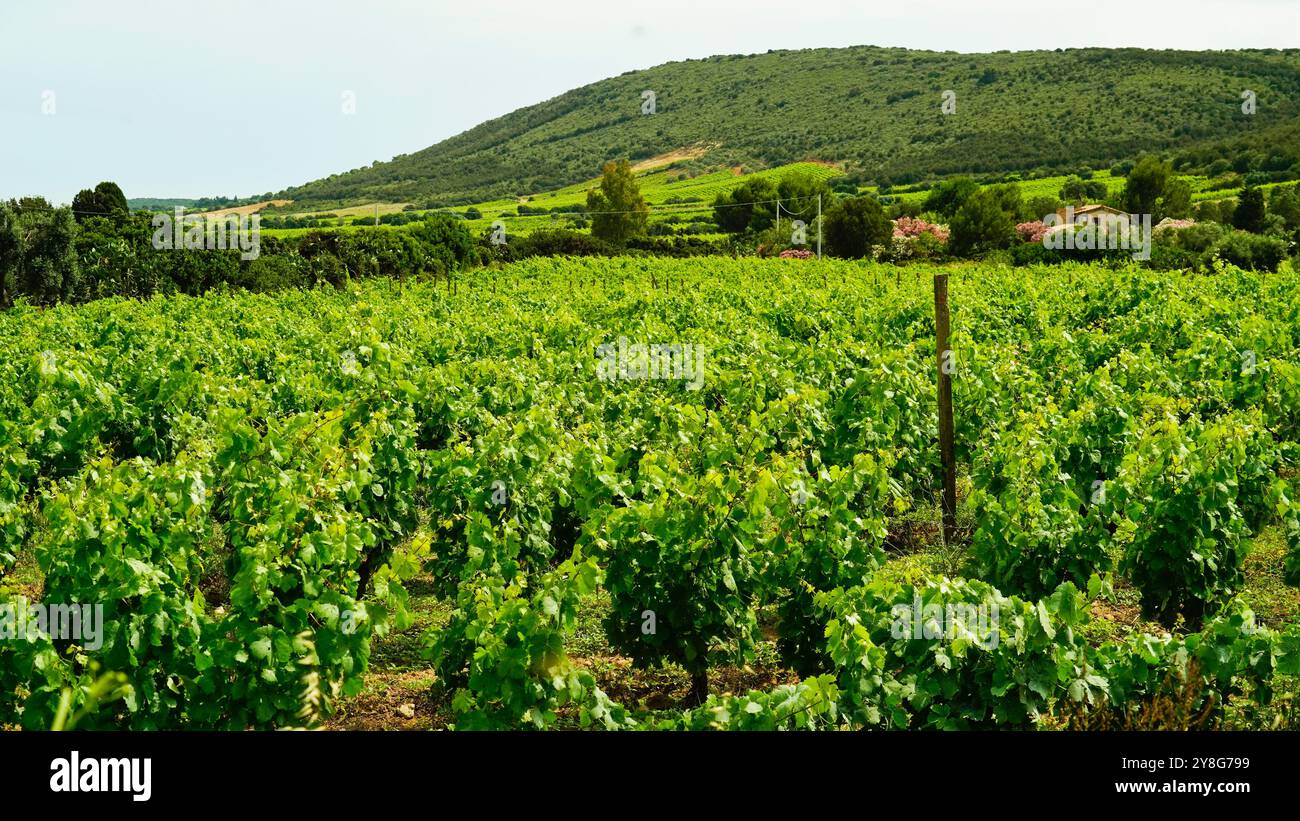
2,257,1299,731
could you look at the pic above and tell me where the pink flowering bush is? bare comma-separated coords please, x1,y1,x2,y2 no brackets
779,248,813,259
887,231,947,262
1015,221,1048,243
892,216,949,242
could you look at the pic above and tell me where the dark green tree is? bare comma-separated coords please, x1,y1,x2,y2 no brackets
587,160,648,245
1233,187,1267,233
987,182,1024,221
889,199,923,219
776,171,832,225
1157,178,1193,220
1026,195,1062,222
1122,156,1172,217
949,189,1014,256
1059,176,1109,204
15,207,80,304
712,176,777,233
411,214,476,271
822,195,891,259
94,182,129,216
10,196,51,211
923,177,979,217
71,182,129,223
1193,199,1234,225
1267,183,1300,230
0,204,19,307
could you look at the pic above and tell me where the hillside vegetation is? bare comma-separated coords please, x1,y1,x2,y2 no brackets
278,46,1300,207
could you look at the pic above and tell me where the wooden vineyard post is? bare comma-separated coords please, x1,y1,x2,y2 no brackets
933,274,957,547
816,194,822,260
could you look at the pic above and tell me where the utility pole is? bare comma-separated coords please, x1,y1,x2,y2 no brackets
816,194,822,260
775,196,780,233
374,203,379,227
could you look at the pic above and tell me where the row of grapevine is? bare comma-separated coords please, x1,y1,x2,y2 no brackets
1,257,1298,729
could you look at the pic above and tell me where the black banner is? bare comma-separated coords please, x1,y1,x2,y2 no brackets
2,730,1288,809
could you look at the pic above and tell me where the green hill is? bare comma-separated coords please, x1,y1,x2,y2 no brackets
279,45,1300,208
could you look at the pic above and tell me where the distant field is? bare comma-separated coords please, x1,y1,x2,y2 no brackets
262,159,1278,240
262,223,401,238
870,169,1274,207
267,160,840,237
289,202,414,219
198,199,294,218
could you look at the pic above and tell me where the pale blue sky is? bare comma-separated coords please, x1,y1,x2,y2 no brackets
2,0,1296,203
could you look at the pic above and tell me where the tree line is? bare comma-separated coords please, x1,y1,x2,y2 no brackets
0,183,478,309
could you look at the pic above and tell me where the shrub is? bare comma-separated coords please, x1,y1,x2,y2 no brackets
1167,221,1226,253
923,177,979,217
949,189,1014,256
624,236,725,257
1213,231,1288,272
1014,221,1048,243
892,216,948,241
712,177,778,233
238,255,306,293
823,196,891,259
1010,242,1058,266
506,229,613,259
1060,176,1108,204
1233,188,1267,233
1147,243,1203,271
